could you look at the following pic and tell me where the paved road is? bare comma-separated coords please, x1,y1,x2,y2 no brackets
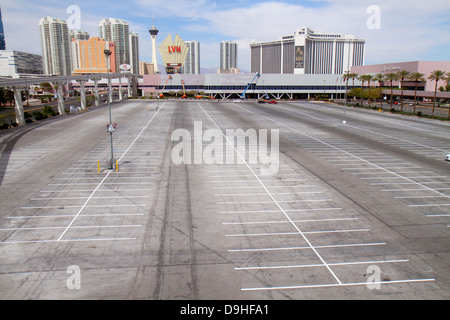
0,100,449,300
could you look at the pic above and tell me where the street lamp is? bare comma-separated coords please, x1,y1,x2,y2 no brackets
104,49,115,170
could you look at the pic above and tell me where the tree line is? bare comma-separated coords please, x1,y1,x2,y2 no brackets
343,70,450,116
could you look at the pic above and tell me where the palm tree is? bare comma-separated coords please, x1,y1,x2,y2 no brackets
384,73,398,109
445,72,450,91
428,70,446,116
408,72,425,113
373,73,385,109
342,72,350,105
358,74,369,105
347,73,358,101
365,74,374,108
397,70,410,113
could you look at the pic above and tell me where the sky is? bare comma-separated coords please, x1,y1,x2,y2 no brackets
1,0,449,73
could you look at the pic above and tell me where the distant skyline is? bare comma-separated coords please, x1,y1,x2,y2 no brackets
1,0,449,72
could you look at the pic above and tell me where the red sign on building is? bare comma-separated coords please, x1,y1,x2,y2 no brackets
168,46,181,53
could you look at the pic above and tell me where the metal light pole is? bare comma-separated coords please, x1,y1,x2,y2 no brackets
104,49,115,170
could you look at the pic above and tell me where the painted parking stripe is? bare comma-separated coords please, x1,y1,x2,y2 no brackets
235,259,409,270
228,242,386,252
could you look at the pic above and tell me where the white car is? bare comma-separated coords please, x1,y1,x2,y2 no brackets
446,154,450,161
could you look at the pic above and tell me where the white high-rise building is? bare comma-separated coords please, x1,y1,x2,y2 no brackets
70,29,90,41
129,32,139,74
184,40,200,74
38,17,72,76
250,27,365,75
220,41,237,71
99,18,130,71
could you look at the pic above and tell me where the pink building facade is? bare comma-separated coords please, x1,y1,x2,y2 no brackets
352,61,450,92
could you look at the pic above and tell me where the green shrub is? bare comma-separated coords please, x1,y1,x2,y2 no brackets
42,106,57,117
33,111,47,120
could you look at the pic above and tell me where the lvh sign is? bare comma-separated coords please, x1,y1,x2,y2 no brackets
168,46,182,53
159,34,189,74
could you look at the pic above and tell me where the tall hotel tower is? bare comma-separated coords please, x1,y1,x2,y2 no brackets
39,17,72,76
149,20,159,73
99,18,130,71
184,40,200,74
250,27,365,75
220,41,237,71
129,32,139,74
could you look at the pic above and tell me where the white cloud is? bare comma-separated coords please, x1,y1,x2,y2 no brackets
2,0,449,71
187,0,450,69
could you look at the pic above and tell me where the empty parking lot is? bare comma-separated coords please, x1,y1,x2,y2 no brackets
0,99,449,300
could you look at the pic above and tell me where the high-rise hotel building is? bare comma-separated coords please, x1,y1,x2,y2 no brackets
251,27,365,75
38,17,72,76
70,29,90,41
184,40,200,74
220,41,238,72
99,18,130,71
71,37,117,75
129,32,139,74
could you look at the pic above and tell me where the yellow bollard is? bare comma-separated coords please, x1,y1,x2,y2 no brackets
98,160,100,173
116,160,119,172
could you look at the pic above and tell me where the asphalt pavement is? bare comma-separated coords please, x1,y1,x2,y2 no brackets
0,99,449,300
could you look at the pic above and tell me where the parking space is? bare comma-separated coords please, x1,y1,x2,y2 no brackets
1,105,167,246
196,102,443,297
0,100,448,299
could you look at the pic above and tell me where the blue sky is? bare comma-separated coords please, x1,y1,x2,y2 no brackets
1,0,449,72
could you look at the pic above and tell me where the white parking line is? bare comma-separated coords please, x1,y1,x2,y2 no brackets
344,123,448,153
228,242,386,252
40,189,152,193
222,217,357,225
0,225,142,231
381,188,427,192
216,199,332,205
48,182,153,186
199,102,344,285
240,278,435,292
226,229,369,237
394,196,447,199
235,259,409,270
31,196,150,200
47,105,165,242
0,237,137,245
219,208,343,214
21,204,146,209
213,185,317,189
240,104,450,204
409,203,450,207
214,192,324,197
